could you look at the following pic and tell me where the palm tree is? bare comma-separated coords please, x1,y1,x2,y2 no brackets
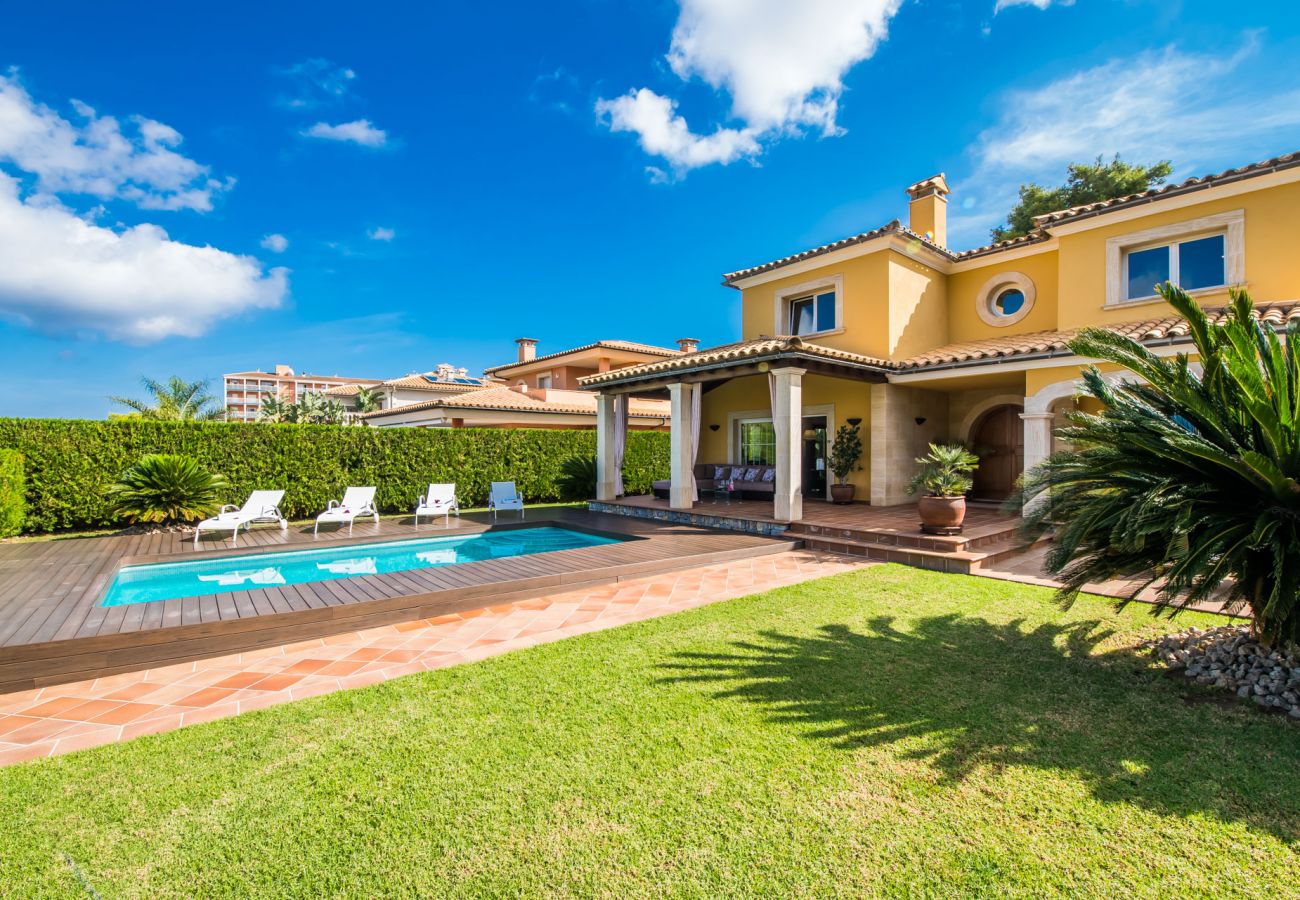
257,394,293,423
108,376,225,421
353,386,382,414
1023,285,1300,646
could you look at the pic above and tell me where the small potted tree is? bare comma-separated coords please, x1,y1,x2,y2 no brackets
827,423,863,504
906,443,980,534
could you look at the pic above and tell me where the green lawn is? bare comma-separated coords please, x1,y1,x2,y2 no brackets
2,565,1297,897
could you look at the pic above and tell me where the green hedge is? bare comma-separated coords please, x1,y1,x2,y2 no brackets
0,420,669,534
0,449,23,538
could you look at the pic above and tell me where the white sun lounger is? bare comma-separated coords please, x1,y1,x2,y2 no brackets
488,481,525,520
415,483,459,525
314,486,379,534
195,490,287,546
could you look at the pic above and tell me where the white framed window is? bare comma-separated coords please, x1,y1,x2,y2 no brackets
773,275,843,338
537,373,553,389
1106,210,1244,307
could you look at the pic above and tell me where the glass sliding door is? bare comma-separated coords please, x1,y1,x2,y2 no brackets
801,415,827,499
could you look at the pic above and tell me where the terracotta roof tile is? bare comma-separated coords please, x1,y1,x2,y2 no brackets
484,340,681,374
722,221,957,284
720,150,1300,279
579,336,890,387
378,372,491,391
362,387,671,420
580,301,1300,386
1031,151,1300,229
895,301,1300,369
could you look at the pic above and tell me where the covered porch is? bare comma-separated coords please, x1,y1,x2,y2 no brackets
584,337,1097,530
588,337,890,525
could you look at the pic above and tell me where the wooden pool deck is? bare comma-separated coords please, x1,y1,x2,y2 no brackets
0,509,799,693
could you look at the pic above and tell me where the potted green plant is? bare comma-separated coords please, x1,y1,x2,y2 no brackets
906,443,980,534
827,423,863,504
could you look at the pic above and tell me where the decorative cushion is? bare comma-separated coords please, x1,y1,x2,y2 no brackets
744,467,761,482
729,466,746,480
761,468,776,483
713,465,728,481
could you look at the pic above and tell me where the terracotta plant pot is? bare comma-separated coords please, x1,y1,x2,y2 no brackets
829,483,856,504
917,495,966,535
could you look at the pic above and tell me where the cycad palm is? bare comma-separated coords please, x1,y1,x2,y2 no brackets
109,376,225,421
1023,285,1300,645
105,454,228,524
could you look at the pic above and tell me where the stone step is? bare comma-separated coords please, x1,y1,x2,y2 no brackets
797,529,1046,576
788,519,1019,555
797,533,987,574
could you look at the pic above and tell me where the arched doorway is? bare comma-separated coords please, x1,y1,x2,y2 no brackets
969,404,1024,500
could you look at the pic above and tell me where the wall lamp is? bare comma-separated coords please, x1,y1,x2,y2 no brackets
708,424,720,432
915,417,928,426
846,417,862,427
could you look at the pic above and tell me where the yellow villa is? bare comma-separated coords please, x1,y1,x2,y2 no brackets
583,150,1300,527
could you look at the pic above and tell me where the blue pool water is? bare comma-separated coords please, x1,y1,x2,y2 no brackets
101,527,623,607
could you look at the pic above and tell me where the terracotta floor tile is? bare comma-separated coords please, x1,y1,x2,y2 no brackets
174,687,239,708
213,671,273,691
343,648,389,662
246,674,303,693
281,657,332,676
89,702,164,726
316,660,367,677
103,682,164,702
120,713,185,741
59,699,125,722
19,696,96,720
4,717,80,745
0,742,55,765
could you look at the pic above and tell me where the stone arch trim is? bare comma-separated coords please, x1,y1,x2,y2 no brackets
958,393,1025,442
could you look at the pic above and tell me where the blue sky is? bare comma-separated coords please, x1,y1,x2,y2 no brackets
1,0,1297,418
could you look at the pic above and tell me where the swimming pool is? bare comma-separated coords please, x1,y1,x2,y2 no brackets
101,527,624,607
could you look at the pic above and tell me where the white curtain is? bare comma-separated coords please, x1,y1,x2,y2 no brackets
768,372,786,491
613,394,628,497
690,383,701,501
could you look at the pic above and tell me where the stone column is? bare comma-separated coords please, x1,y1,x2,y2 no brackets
595,393,618,501
770,367,805,523
668,382,695,510
1020,410,1055,516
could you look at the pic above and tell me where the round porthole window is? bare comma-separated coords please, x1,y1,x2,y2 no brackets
977,273,1035,327
993,288,1025,317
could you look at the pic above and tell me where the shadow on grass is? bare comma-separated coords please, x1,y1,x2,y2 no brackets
663,614,1299,841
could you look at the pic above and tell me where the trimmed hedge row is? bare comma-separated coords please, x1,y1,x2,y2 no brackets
0,449,22,538
0,420,669,534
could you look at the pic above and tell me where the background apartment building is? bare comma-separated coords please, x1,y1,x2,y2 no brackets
222,365,382,422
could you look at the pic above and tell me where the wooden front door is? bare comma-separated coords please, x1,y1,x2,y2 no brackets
970,404,1024,500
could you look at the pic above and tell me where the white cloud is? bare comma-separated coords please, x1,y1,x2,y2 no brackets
0,72,230,212
367,226,395,242
260,233,289,253
0,172,287,342
994,0,1072,11
596,89,759,169
302,119,388,147
597,0,902,174
275,59,357,109
975,43,1300,172
952,40,1300,246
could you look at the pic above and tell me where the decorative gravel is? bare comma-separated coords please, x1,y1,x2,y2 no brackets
1149,625,1300,719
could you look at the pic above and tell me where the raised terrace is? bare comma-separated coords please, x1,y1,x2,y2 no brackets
0,509,799,694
